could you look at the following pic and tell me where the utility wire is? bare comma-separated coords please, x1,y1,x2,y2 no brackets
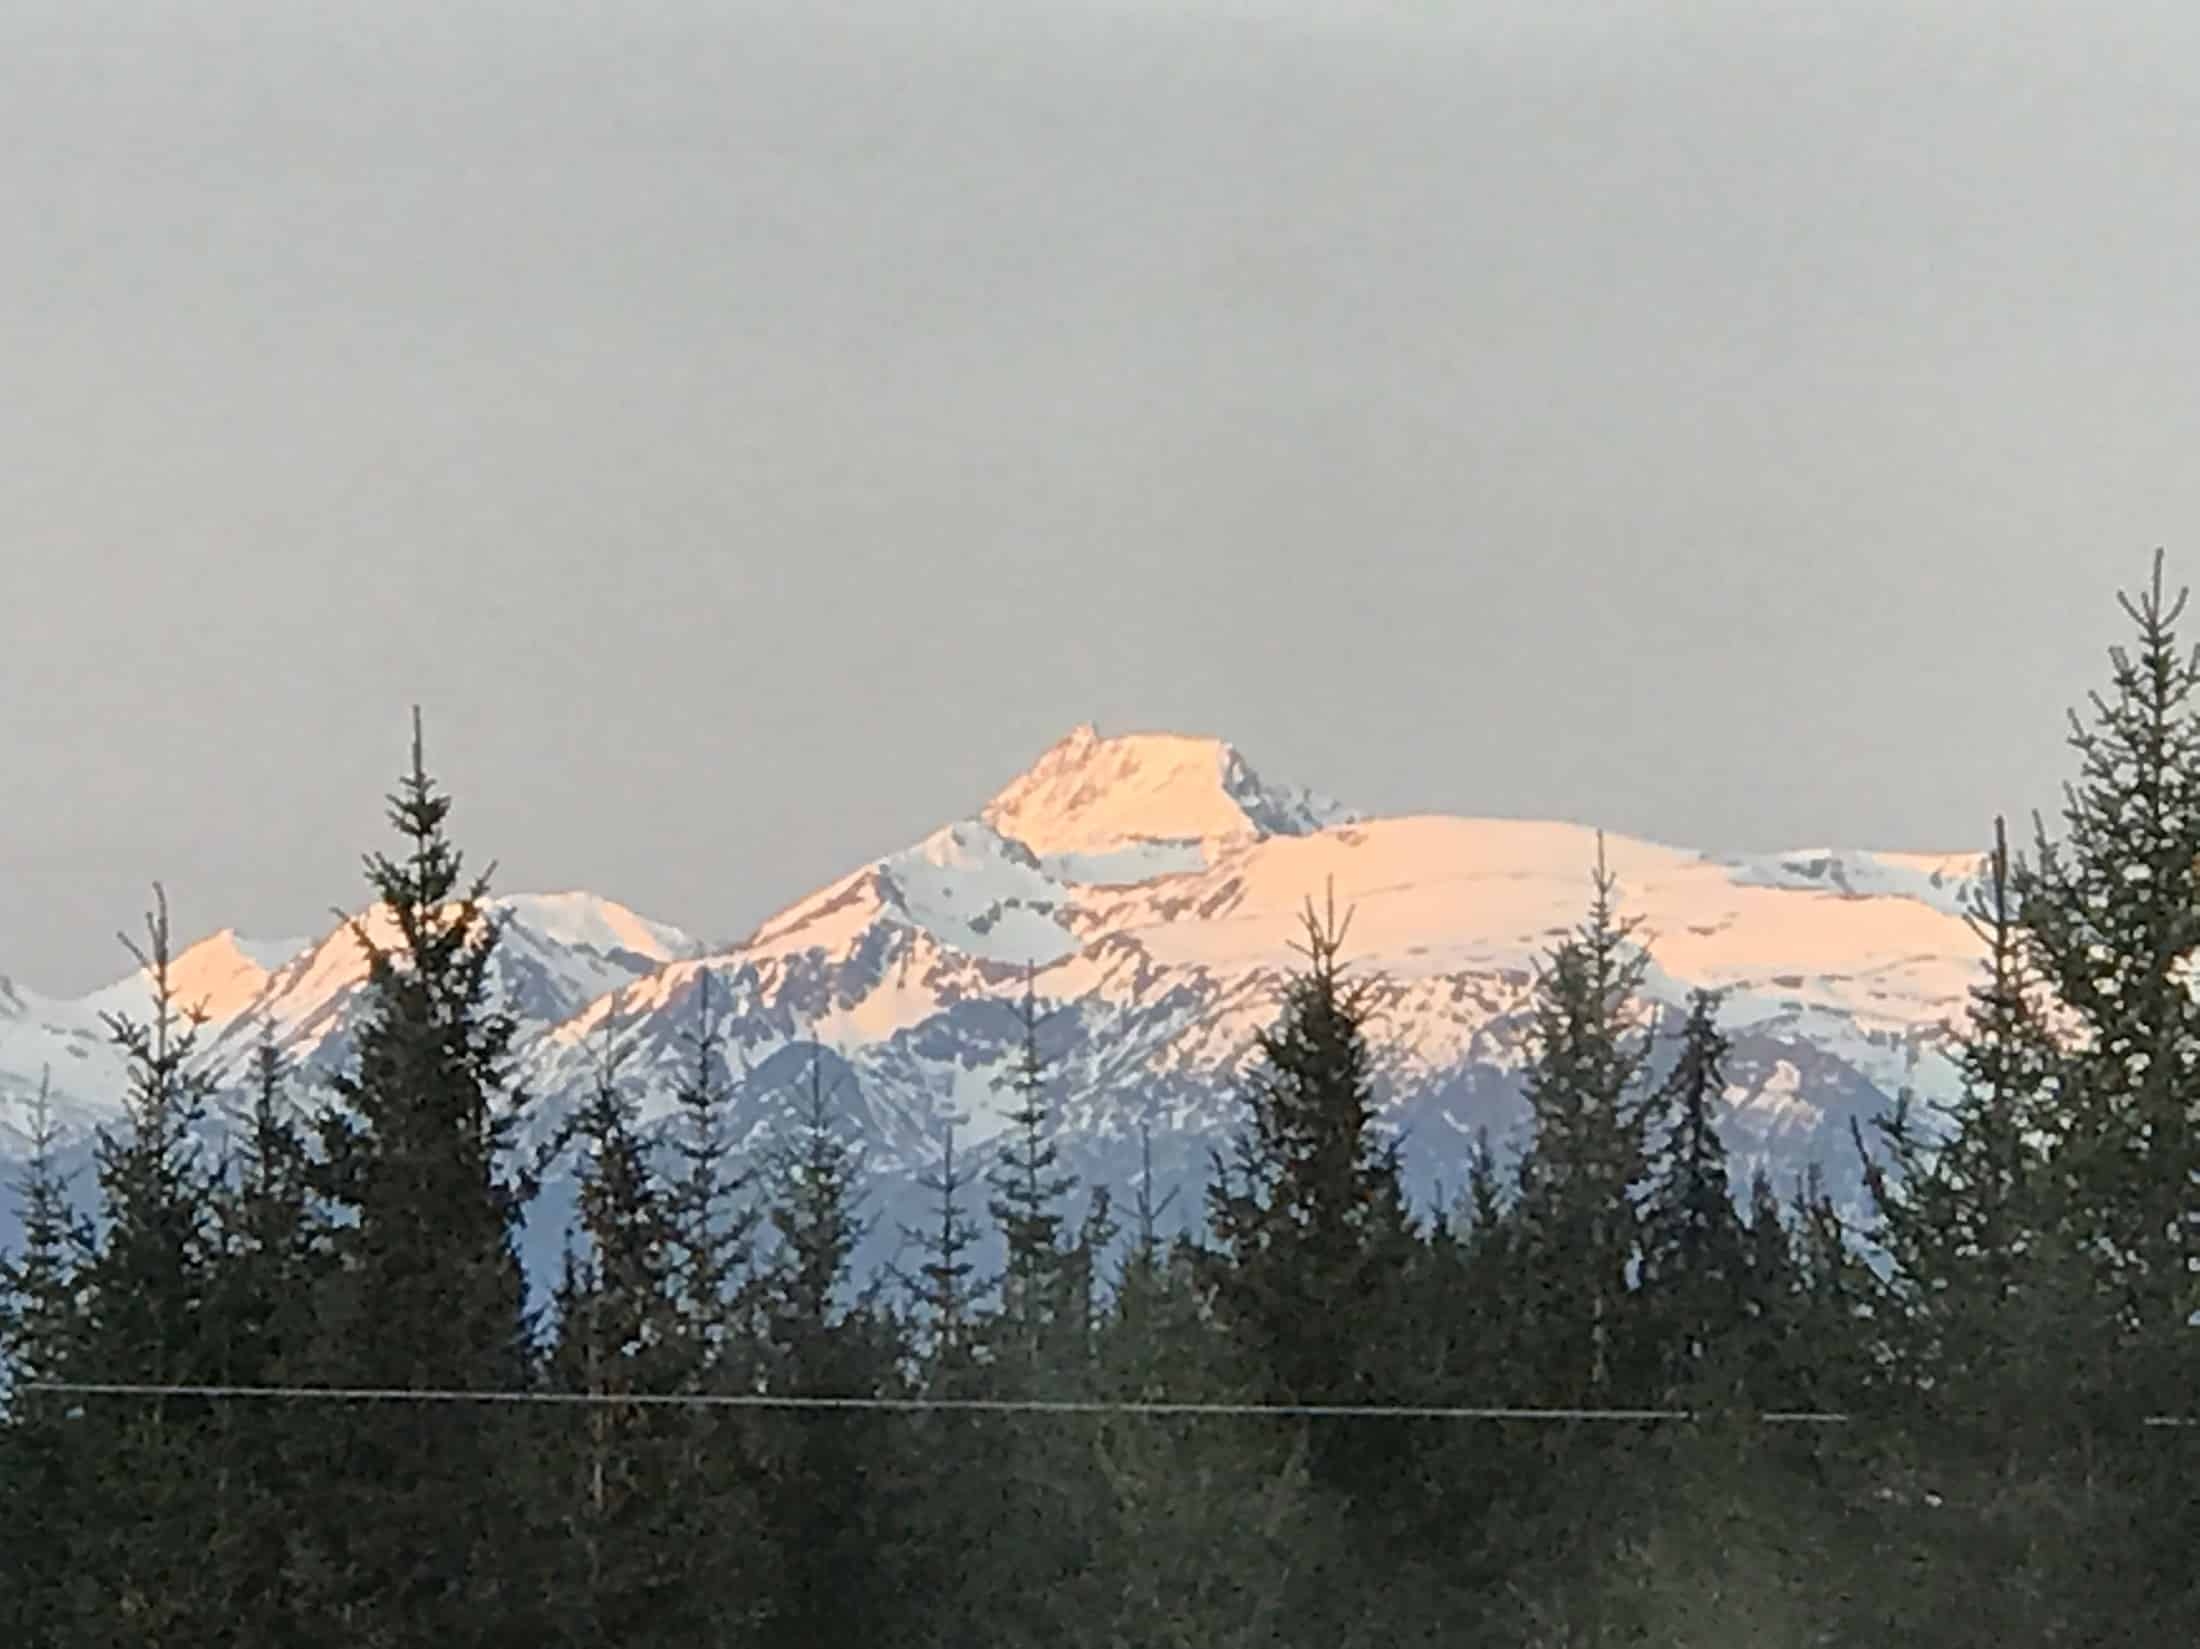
17,1382,1831,1420
15,1381,2196,1425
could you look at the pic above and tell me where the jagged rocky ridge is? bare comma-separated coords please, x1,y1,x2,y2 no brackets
0,725,1989,1282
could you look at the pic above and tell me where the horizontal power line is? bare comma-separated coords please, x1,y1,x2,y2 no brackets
14,1382,2196,1426
14,1382,1835,1421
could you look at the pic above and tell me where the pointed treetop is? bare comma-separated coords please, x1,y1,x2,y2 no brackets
2116,545,2185,634
1288,876,1355,982
1960,815,2017,953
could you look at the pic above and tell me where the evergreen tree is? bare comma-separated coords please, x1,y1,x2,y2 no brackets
2004,551,2200,1421
935,977,1117,1649
1786,1165,1877,1413
1843,559,2200,1634
553,998,685,1386
1085,1231,1336,1649
0,1075,88,1384
1059,1182,1118,1372
0,1072,94,1640
71,887,231,1638
1431,1128,1524,1405
1203,875,1421,1624
1510,835,1657,1405
987,964,1078,1373
1860,817,2072,1442
1735,1165,1801,1405
754,1047,911,1647
82,888,217,1387
1122,1119,1180,1288
1636,988,1748,1398
894,1108,1012,1647
1433,1114,1532,1576
303,711,545,1642
666,968,757,1375
209,1032,321,1374
763,1049,868,1368
541,995,715,1642
903,1113,983,1376
660,976,774,1644
199,1029,330,1645
653,969,773,1643
1206,882,1416,1415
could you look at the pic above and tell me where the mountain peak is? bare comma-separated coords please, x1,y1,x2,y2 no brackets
491,892,697,964
81,926,310,1028
980,725,1357,861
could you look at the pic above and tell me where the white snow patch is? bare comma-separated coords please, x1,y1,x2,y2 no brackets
876,821,1078,966
1744,1060,1824,1129
492,893,695,963
1041,840,1212,885
1712,848,1989,920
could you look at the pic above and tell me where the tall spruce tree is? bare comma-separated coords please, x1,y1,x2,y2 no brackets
1845,559,2200,1634
1405,1129,1528,1592
1784,1165,1876,1411
2006,551,2200,1421
208,1032,321,1382
903,1113,983,1376
1205,878,1419,1562
0,1076,88,1386
71,888,230,1638
653,969,771,1644
1433,1129,1524,1404
936,974,1116,1649
667,969,756,1375
1511,835,1657,1404
762,1049,867,1369
754,1046,910,1646
987,964,1078,1373
1059,1182,1118,1373
1087,1274,1333,1649
1860,817,2070,1439
0,1072,94,1641
304,711,545,1642
82,888,217,1388
1637,988,1748,1398
1123,1120,1179,1287
549,997,685,1396
1207,882,1414,1401
199,1029,328,1645
900,1104,1018,1649
542,995,742,1646
1735,1165,1802,1405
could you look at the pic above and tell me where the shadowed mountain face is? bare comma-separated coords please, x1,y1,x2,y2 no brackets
0,726,1987,1283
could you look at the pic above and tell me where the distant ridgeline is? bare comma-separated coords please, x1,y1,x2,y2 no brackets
0,722,1985,1290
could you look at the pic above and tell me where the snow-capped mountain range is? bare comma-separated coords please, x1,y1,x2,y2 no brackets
0,725,1991,1276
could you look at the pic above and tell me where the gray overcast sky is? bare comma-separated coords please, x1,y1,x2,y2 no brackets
3,0,2193,992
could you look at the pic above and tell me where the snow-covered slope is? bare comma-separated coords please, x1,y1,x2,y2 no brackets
520,728,1984,1235
0,895,699,1135
0,725,1991,1271
79,929,313,1029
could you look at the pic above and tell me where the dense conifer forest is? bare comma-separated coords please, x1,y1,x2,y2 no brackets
3,560,2194,1645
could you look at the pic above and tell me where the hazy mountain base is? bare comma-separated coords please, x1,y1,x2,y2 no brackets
0,1023,1898,1302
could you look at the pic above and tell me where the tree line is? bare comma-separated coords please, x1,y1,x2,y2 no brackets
3,558,2196,1645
